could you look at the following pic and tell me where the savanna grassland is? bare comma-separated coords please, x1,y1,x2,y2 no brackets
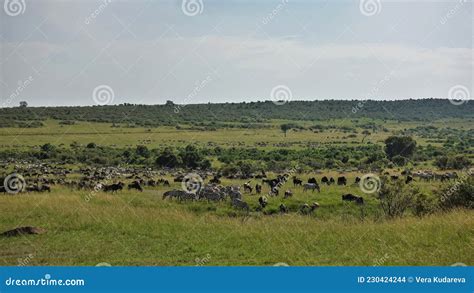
0,100,473,266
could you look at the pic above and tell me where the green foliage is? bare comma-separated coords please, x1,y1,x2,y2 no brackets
377,178,422,218
438,176,474,210
384,136,416,159
435,155,471,170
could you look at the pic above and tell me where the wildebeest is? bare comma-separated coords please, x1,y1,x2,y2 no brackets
303,183,320,193
284,190,293,198
243,182,253,193
308,177,317,184
329,177,335,185
293,176,303,187
391,175,399,181
255,184,262,194
128,180,143,192
300,202,320,214
269,187,279,196
354,177,361,184
279,204,289,213
321,176,329,185
337,176,347,186
163,180,170,187
103,182,124,192
405,175,413,184
209,176,221,184
258,196,268,209
342,193,364,204
232,198,250,212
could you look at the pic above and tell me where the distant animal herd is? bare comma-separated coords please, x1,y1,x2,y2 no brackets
0,162,462,216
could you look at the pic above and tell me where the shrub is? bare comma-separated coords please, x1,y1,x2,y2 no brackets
438,176,474,210
377,178,419,218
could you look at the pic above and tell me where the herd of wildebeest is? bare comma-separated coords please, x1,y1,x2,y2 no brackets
0,161,463,215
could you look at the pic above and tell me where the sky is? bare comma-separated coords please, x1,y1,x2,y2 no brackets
0,0,472,107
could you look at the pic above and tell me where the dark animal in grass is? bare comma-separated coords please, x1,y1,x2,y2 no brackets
342,193,364,205
284,190,293,198
1,226,46,237
163,180,170,187
255,184,262,194
321,176,329,185
209,176,221,184
308,177,317,184
243,182,253,193
391,175,399,181
293,176,303,186
354,177,361,184
128,180,143,192
232,198,250,212
300,202,320,214
103,182,124,192
258,196,268,209
270,187,279,196
337,176,347,186
303,183,320,193
329,177,335,185
405,175,413,184
279,204,289,214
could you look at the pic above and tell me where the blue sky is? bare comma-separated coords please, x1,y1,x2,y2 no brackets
0,0,472,106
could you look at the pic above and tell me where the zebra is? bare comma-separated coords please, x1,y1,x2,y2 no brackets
303,183,320,193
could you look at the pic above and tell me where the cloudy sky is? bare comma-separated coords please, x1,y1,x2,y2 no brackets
0,0,472,107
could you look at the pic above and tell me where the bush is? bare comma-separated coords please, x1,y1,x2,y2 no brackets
377,178,420,218
438,176,474,210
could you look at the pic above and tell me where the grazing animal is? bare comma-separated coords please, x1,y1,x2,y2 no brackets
284,190,293,198
128,180,143,192
391,175,399,181
329,177,335,185
163,190,183,200
232,198,250,212
243,182,253,193
293,176,303,186
163,180,170,187
405,175,413,184
337,176,347,186
342,193,364,205
255,184,262,194
354,177,361,184
270,187,279,196
300,202,320,214
303,183,320,193
209,176,221,184
279,204,289,214
103,182,124,193
321,176,329,185
258,196,268,209
308,177,317,184
1,226,46,237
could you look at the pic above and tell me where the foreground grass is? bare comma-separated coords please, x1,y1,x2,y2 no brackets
0,188,472,266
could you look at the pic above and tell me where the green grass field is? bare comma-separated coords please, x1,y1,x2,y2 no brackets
0,119,472,266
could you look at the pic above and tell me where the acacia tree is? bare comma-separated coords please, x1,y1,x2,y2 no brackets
280,124,291,137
